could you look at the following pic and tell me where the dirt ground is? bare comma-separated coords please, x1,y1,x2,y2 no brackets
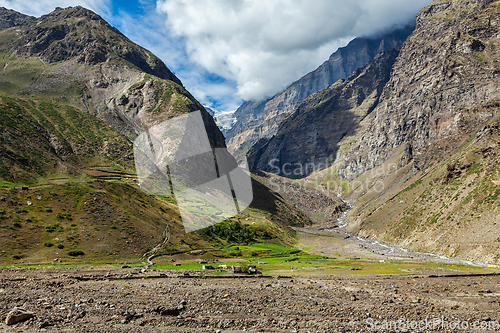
1,265,500,332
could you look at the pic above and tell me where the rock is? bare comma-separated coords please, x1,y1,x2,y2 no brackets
153,306,181,316
5,307,35,325
38,320,52,329
123,310,142,321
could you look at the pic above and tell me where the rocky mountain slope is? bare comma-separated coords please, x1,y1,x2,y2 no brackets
298,0,500,263
0,6,223,146
338,0,500,180
0,6,311,263
247,49,400,176
226,24,415,160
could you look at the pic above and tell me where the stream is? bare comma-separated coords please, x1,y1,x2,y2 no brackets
322,195,488,267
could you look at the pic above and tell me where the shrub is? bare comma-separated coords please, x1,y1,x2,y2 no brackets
12,254,22,260
45,207,52,212
68,250,85,256
56,212,72,220
229,250,242,257
13,222,21,228
44,242,54,247
57,244,64,249
45,223,63,232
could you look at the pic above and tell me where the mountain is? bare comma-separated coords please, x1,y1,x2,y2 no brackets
294,0,500,263
226,24,415,160
0,6,311,263
338,0,500,180
247,49,400,176
204,106,236,137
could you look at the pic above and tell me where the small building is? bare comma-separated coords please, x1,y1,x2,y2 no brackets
248,265,257,274
230,265,244,273
218,264,227,269
202,265,214,270
173,263,181,266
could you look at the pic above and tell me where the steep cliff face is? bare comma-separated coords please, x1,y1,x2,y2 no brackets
339,0,500,180
247,49,400,176
227,24,415,160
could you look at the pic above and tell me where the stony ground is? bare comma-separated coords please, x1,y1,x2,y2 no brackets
1,266,500,332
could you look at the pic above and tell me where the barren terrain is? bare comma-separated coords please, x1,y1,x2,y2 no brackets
2,265,500,332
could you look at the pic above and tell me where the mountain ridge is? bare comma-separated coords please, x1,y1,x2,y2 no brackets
246,48,400,176
226,24,415,160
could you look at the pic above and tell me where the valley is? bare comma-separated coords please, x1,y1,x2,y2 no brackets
1,0,500,331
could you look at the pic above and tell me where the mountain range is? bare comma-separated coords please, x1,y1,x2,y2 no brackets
1,0,500,265
245,0,500,263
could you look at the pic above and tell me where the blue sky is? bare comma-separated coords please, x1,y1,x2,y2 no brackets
0,0,430,111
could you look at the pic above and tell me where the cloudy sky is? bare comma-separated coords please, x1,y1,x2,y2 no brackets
0,0,430,111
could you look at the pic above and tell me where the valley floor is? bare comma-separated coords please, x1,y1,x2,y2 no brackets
1,266,500,332
295,227,485,267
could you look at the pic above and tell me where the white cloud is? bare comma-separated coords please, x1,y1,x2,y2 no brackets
156,0,430,101
0,0,110,17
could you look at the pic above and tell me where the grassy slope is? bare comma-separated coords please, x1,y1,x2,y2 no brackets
0,94,133,184
0,94,309,264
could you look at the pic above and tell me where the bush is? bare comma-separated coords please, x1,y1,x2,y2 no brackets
45,223,63,232
57,244,64,249
45,208,52,212
44,242,54,247
56,212,72,220
12,255,22,260
229,250,242,257
196,220,260,244
68,250,85,256
13,222,21,228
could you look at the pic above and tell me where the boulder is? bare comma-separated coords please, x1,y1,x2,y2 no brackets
5,307,35,325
